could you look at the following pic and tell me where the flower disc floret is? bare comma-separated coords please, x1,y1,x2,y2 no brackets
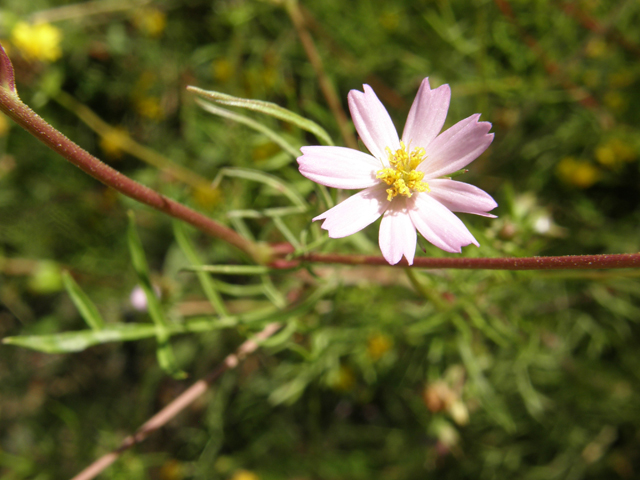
376,141,430,201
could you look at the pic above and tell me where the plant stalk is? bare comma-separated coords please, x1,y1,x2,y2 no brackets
0,87,259,260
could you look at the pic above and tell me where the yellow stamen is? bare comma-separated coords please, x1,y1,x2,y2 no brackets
376,141,430,201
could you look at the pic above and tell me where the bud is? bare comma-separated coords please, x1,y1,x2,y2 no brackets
0,43,17,95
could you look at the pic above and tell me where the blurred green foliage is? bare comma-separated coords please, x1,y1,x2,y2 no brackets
1,0,640,479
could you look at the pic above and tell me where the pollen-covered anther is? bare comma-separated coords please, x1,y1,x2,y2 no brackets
377,142,429,201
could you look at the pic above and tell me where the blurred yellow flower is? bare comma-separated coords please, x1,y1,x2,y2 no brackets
556,157,601,188
367,333,393,360
100,126,130,159
135,96,164,120
11,22,62,62
132,7,167,37
159,459,184,480
192,184,221,209
585,38,607,58
595,138,636,169
229,470,260,480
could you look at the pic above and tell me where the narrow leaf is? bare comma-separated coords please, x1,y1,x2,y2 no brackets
188,86,333,146
197,100,301,158
173,221,229,317
3,283,335,354
186,265,273,275
212,167,307,209
128,211,186,379
2,318,240,354
62,271,105,331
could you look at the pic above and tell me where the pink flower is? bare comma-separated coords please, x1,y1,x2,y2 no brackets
297,78,497,265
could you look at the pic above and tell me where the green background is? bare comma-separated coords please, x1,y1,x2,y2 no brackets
1,0,640,478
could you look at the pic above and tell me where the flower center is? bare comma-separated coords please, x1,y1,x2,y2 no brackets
376,141,430,201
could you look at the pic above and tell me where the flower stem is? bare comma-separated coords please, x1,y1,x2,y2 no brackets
292,252,640,270
0,87,260,260
53,89,212,190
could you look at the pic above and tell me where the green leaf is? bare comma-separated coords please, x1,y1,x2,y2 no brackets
188,86,334,146
209,279,265,297
186,265,273,275
3,323,172,354
173,221,229,318
2,319,239,354
227,206,306,219
212,167,308,210
196,100,301,158
128,211,186,379
259,319,298,348
62,271,104,331
3,282,335,354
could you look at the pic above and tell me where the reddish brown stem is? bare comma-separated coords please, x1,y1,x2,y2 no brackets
284,252,640,270
0,88,258,260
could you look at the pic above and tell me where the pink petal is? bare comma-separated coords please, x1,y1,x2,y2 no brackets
379,198,417,265
408,193,479,253
298,146,381,189
401,79,450,151
429,179,498,218
419,114,494,179
314,185,388,238
348,85,400,161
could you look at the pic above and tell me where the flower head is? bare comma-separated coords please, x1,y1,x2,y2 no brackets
11,22,62,63
297,78,497,265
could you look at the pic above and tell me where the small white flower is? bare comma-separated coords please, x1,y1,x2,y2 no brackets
297,77,497,265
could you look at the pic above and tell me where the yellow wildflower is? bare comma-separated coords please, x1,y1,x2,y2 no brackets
556,157,601,188
229,470,260,480
585,38,607,58
595,138,636,169
367,333,393,360
134,96,164,121
100,126,130,159
192,185,221,209
11,22,62,62
131,8,167,37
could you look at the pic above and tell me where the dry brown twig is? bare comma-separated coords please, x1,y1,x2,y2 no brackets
70,322,282,480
